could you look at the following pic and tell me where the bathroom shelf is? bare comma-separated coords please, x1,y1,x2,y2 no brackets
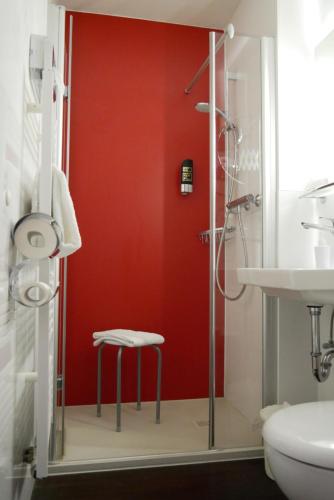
299,181,334,199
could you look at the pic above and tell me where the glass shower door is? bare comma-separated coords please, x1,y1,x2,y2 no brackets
215,34,264,450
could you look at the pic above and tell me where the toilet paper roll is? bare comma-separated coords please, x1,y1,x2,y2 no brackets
13,213,62,259
17,281,53,307
9,259,59,308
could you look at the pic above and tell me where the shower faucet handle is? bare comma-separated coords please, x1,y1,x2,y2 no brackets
319,217,334,227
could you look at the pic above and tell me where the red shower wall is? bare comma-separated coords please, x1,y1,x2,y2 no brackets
65,12,224,405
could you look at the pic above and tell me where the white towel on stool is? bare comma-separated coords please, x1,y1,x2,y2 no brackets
93,329,165,347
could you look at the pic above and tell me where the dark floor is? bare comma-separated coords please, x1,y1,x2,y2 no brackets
32,459,287,500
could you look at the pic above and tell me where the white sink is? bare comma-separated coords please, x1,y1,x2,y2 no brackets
237,268,334,305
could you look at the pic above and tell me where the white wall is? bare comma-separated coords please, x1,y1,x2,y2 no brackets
231,0,277,37
228,0,334,406
275,0,334,403
0,1,48,499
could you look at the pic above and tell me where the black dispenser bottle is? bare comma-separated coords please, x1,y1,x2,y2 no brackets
180,159,193,195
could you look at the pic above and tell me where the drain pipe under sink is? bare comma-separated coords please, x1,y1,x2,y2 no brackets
308,306,334,382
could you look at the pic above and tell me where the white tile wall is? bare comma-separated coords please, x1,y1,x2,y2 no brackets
0,1,48,499
278,191,316,269
229,0,277,37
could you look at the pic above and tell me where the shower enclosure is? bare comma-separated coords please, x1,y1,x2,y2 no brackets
186,30,276,452
36,16,276,477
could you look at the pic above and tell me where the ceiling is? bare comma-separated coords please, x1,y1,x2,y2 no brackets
53,0,241,29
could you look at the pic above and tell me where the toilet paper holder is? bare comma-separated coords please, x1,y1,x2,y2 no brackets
9,259,59,308
12,212,63,260
10,213,62,307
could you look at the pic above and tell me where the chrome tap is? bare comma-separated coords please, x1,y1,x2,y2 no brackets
301,217,334,234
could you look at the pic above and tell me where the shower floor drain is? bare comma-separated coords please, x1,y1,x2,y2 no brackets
194,419,209,428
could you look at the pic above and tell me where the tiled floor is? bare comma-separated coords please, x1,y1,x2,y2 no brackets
32,460,287,500
61,398,262,461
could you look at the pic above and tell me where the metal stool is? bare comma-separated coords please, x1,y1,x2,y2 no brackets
96,343,162,432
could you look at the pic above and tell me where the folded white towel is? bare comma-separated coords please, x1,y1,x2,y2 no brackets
32,167,82,258
93,329,165,348
52,167,81,258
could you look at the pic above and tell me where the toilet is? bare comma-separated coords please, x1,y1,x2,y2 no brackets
263,401,334,500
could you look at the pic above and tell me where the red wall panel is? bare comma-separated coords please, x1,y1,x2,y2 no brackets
65,12,224,405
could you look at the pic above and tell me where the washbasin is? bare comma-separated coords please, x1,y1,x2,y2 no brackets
237,268,334,305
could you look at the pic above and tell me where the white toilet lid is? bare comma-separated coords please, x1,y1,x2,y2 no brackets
263,401,334,469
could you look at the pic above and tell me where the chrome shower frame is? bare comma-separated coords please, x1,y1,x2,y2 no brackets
49,29,277,474
208,31,217,450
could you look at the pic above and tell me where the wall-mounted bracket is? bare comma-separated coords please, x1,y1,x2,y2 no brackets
56,375,63,391
26,102,42,114
29,35,47,102
29,34,55,103
23,446,35,465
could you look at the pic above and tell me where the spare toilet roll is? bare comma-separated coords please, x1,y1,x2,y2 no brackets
9,259,58,308
17,281,53,307
13,213,62,259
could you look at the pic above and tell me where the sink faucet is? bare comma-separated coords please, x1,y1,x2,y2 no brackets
301,217,334,234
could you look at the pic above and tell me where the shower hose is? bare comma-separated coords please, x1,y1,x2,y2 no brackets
215,126,248,301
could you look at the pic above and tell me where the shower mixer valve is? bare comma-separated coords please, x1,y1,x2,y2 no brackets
226,193,261,212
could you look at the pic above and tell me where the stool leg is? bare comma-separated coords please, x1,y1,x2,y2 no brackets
97,343,105,417
154,345,162,424
116,346,124,432
137,347,141,411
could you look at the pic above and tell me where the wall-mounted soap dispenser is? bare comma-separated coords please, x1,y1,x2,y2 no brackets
180,159,193,195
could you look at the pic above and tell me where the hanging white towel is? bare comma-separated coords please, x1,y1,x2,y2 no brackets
52,167,81,258
93,329,165,347
32,167,82,258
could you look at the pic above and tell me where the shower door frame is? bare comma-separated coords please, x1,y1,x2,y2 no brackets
49,31,277,473
208,30,217,450
260,36,278,406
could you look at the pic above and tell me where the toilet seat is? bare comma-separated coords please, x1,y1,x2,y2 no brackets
263,401,334,469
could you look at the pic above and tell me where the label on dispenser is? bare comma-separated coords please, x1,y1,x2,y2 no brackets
181,166,193,183
180,159,193,195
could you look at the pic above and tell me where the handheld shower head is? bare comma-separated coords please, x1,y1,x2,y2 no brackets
195,102,232,128
195,101,242,144
195,102,210,113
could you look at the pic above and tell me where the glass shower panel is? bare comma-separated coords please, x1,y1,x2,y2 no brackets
216,35,263,449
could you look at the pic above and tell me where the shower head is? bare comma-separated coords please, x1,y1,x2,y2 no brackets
195,102,232,129
195,102,210,113
195,102,242,144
